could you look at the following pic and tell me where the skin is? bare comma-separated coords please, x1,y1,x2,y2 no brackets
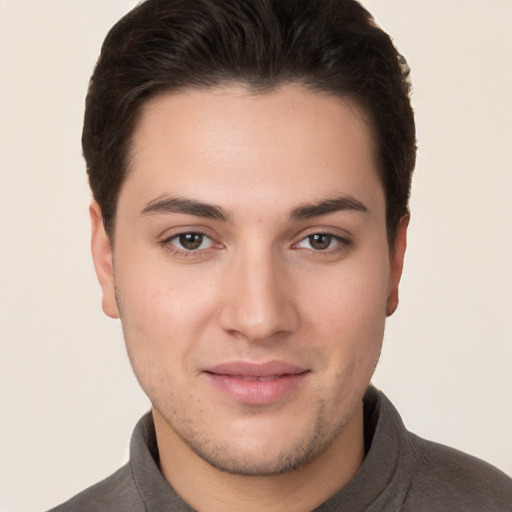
91,85,408,511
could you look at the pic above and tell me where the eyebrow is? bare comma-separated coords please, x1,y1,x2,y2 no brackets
141,196,228,221
141,194,368,222
290,196,368,220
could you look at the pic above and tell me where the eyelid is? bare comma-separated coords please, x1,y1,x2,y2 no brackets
292,225,353,242
294,234,349,248
158,223,221,243
158,226,352,255
160,228,223,256
290,227,354,255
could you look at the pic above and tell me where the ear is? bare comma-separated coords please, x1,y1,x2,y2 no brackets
90,201,120,319
386,214,409,317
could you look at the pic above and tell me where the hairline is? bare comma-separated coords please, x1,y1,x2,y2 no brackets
107,80,396,245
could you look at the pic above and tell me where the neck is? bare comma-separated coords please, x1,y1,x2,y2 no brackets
153,402,365,512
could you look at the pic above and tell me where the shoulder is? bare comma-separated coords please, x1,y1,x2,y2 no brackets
47,463,144,512
404,432,512,511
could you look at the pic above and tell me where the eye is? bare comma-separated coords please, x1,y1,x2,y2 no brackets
166,232,215,251
295,233,348,251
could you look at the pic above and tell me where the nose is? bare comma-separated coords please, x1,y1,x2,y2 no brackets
218,247,300,342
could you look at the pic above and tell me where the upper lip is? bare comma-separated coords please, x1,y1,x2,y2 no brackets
205,360,308,378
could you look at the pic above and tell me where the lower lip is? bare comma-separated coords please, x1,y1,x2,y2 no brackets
205,372,309,405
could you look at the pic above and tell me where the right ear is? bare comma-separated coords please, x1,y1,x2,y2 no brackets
90,201,120,319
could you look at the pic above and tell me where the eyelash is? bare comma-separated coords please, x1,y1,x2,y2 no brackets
160,231,221,257
160,231,351,257
292,233,351,254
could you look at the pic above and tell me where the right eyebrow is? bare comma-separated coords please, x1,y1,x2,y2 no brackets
140,196,228,221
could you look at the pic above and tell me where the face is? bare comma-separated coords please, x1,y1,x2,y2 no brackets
91,85,407,476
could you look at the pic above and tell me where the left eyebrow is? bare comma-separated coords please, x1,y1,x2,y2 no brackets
290,195,369,220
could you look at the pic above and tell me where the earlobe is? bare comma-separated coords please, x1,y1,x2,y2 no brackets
386,214,409,317
90,201,120,319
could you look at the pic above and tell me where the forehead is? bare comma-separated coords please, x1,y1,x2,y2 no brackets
123,85,383,218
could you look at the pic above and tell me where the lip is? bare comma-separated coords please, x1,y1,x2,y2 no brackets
203,361,310,405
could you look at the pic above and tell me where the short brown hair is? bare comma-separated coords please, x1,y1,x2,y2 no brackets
83,0,416,242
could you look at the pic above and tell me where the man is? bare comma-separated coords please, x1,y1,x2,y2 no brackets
50,0,512,510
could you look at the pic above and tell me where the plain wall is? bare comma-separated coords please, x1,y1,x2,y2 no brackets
0,1,510,510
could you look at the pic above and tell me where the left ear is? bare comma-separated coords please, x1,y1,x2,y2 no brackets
386,214,409,317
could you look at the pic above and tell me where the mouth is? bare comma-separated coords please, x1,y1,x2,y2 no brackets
224,375,289,381
203,361,310,405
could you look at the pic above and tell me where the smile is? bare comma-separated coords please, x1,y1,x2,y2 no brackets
234,375,282,381
203,361,310,405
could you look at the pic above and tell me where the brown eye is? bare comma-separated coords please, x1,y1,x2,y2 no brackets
308,234,333,250
178,233,204,250
294,233,349,253
163,231,219,256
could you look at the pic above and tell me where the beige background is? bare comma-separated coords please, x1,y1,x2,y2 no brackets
1,1,511,510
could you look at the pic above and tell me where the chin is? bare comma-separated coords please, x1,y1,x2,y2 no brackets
189,437,323,477
170,402,348,477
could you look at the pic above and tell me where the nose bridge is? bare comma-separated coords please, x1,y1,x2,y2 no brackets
219,242,299,340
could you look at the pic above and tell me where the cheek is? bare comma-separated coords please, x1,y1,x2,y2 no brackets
116,267,213,402
299,252,389,365
304,255,389,324
113,251,223,375
116,245,217,322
